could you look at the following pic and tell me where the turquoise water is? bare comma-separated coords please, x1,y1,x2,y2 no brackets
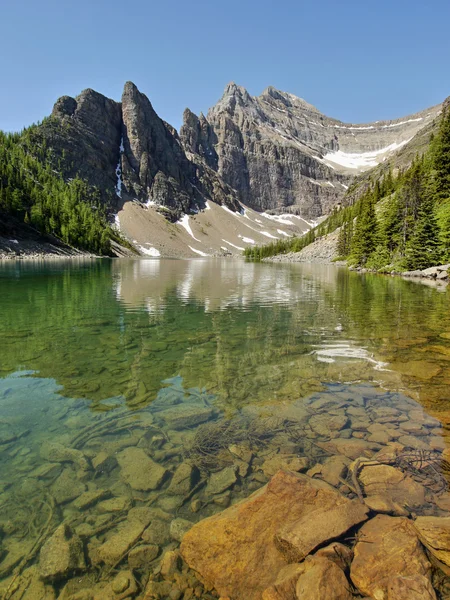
1,258,450,597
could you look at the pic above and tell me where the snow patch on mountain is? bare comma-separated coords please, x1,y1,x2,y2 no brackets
322,140,411,170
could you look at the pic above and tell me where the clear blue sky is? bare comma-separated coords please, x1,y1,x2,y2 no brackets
1,0,449,132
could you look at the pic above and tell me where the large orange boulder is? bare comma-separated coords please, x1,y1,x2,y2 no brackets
180,470,365,600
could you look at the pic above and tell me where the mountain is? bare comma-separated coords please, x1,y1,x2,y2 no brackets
0,81,444,257
203,83,441,217
248,98,450,272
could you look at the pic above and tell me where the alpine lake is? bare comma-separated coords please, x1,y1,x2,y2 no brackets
1,258,450,599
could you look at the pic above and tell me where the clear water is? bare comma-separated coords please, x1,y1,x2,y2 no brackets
1,258,450,597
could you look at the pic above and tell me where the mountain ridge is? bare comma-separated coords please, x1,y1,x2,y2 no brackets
0,81,445,257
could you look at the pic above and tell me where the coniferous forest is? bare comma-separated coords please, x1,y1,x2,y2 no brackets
245,103,450,270
0,123,122,255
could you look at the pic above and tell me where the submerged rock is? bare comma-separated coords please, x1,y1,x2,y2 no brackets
414,516,450,568
205,466,238,495
159,405,215,430
170,518,193,542
51,468,86,505
128,544,160,569
295,556,353,600
168,462,199,496
40,441,90,471
116,447,168,491
95,570,138,600
350,514,433,599
39,524,85,582
261,456,309,478
275,499,369,562
181,470,360,600
73,488,111,510
309,413,349,437
359,463,425,509
92,519,147,566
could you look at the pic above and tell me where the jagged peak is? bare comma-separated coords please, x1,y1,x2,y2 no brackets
123,81,139,95
182,107,199,123
223,81,249,98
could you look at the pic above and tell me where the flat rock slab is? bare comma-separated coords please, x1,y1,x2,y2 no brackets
309,413,349,437
350,515,433,599
205,466,237,495
319,438,377,460
181,470,358,600
414,516,450,567
51,469,86,505
93,519,147,566
359,463,425,509
275,499,369,562
116,447,167,491
159,405,214,430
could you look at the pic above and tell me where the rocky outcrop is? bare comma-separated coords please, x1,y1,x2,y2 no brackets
43,88,122,201
120,82,195,214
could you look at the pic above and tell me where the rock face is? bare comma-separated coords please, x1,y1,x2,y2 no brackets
38,80,441,230
42,81,241,222
120,82,194,213
43,88,122,200
181,470,363,600
350,515,434,599
204,82,441,217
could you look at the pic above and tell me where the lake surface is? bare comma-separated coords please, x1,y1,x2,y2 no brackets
1,258,450,597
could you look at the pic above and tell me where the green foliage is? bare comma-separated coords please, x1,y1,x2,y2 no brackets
0,126,119,255
243,229,316,260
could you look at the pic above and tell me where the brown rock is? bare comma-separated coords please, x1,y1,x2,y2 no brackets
314,542,353,571
93,519,147,566
320,438,376,460
262,564,305,600
181,470,358,600
414,516,450,567
359,464,425,509
309,413,349,437
320,455,349,487
295,556,353,600
116,447,168,491
261,456,309,478
275,499,369,562
128,544,160,569
39,524,85,582
363,493,409,516
387,575,437,599
350,515,433,599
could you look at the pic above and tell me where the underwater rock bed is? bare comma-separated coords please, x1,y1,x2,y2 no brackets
1,378,450,599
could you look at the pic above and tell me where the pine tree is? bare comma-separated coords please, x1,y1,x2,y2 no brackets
433,103,450,201
349,194,378,266
404,196,440,269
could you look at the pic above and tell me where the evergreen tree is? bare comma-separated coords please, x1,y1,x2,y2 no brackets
404,196,440,269
433,103,450,201
349,194,377,265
